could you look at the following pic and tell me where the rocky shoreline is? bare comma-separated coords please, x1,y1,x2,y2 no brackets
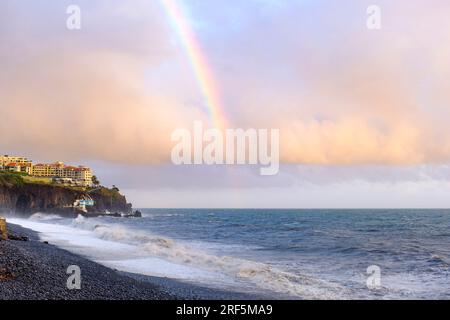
0,223,268,300
0,223,175,300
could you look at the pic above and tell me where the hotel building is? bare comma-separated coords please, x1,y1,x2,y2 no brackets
0,155,32,166
32,162,93,186
1,155,93,187
0,155,33,174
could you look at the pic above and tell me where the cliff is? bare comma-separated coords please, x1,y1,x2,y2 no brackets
0,173,132,216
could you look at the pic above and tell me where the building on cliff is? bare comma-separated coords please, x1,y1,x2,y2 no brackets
0,155,33,174
0,155,93,187
3,162,33,175
32,162,93,187
0,155,32,166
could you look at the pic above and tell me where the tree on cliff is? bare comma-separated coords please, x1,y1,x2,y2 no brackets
92,175,100,186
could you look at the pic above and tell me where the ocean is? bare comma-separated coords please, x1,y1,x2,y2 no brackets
8,209,450,299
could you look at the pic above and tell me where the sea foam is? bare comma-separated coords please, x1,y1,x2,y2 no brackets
10,214,346,299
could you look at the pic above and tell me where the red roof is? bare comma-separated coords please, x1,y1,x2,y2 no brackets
32,163,90,170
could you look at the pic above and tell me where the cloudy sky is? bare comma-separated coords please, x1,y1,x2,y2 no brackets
2,0,450,208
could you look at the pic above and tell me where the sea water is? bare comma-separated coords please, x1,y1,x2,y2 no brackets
8,209,450,299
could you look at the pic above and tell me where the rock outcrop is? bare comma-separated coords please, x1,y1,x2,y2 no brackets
0,183,132,217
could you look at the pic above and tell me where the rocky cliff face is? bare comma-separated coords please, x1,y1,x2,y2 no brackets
0,183,132,216
86,188,132,214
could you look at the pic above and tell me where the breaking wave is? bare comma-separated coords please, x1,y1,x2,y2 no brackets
51,215,348,299
29,213,64,221
12,209,450,300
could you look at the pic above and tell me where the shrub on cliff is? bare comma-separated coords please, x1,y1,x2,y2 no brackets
94,187,122,200
0,172,25,187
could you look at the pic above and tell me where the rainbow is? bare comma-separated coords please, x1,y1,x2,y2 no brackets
160,0,227,129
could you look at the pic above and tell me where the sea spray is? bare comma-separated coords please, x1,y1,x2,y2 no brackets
13,214,346,299
10,209,450,299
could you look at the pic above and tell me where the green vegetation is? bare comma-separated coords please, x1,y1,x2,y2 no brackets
0,171,25,187
92,186,123,200
92,175,100,186
22,175,52,185
0,172,122,200
0,171,85,191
